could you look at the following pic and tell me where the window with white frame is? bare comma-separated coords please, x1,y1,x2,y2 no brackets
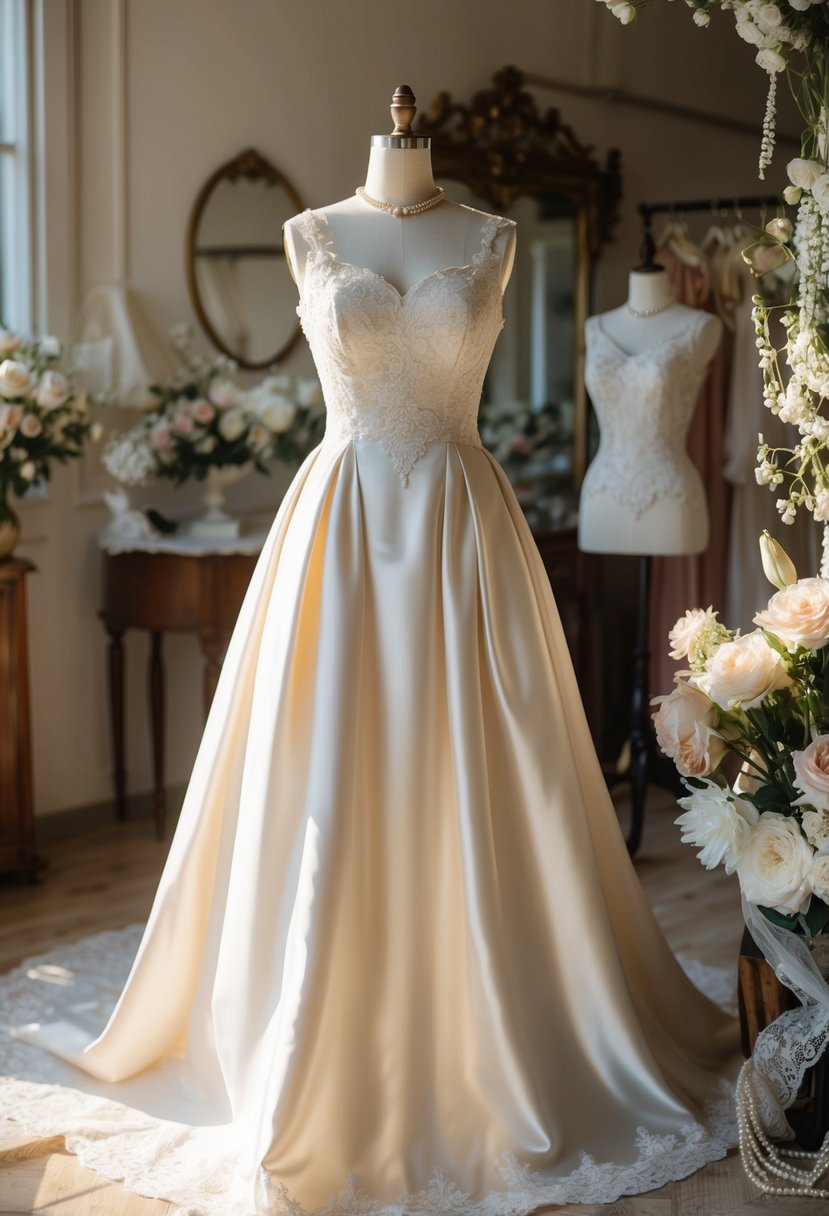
0,0,31,332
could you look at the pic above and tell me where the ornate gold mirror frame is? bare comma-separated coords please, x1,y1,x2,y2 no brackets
418,65,622,487
185,147,305,370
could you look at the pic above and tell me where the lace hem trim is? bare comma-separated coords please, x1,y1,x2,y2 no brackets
0,927,739,1216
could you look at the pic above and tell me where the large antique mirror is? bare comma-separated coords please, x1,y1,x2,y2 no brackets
186,148,304,370
419,66,621,532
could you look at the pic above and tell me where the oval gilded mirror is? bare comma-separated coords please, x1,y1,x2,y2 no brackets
186,148,304,370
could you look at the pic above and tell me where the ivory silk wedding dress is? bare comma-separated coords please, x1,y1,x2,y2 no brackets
0,205,741,1216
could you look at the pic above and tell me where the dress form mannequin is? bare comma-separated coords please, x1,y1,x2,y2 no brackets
283,86,516,298
578,267,722,557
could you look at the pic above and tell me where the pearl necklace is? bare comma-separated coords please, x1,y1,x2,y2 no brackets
355,185,446,219
626,294,676,318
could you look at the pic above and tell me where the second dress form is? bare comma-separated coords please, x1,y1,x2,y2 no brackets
579,269,722,556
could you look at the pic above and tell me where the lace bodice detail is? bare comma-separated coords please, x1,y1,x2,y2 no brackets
293,206,515,483
581,312,712,517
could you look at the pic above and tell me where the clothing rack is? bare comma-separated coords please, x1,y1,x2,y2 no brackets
637,193,784,271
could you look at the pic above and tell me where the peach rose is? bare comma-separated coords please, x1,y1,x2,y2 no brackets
668,607,717,662
754,578,829,650
691,630,790,710
35,370,69,410
19,414,42,439
653,681,726,778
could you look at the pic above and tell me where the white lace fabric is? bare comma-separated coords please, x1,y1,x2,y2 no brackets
581,313,712,518
1,926,738,1216
293,207,513,484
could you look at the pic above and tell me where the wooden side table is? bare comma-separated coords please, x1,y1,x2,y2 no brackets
0,557,44,877
100,545,262,838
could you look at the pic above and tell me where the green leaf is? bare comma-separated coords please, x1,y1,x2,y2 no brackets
800,898,829,938
758,904,801,932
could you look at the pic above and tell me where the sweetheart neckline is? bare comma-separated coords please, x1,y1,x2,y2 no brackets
592,312,704,361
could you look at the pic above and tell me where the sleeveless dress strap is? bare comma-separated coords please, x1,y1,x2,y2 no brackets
291,208,334,257
473,214,517,267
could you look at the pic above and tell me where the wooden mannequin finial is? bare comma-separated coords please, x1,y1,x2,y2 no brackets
390,86,416,136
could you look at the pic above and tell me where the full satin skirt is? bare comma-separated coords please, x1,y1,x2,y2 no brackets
1,438,740,1216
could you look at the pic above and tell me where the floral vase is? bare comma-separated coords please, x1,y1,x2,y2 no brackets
0,484,20,560
188,463,253,540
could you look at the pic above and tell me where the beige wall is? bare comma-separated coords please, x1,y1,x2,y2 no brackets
19,0,788,815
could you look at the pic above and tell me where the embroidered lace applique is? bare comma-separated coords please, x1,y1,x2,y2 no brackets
0,926,738,1216
291,206,515,485
581,312,714,518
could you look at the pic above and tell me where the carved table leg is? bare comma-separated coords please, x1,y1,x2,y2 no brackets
199,628,227,719
148,631,166,839
105,623,127,821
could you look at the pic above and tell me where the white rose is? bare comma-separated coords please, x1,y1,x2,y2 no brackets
35,370,69,410
258,397,297,434
0,330,21,356
754,577,829,649
788,0,812,10
675,781,758,874
756,48,786,72
218,408,246,442
19,460,37,481
691,630,790,709
693,8,710,25
801,808,829,852
759,3,783,25
787,157,823,190
19,413,42,439
259,373,292,394
38,334,61,358
783,184,802,205
0,359,31,399
668,606,717,662
737,813,814,916
809,854,829,902
812,173,829,213
652,680,726,778
208,377,239,409
793,736,829,812
610,1,636,22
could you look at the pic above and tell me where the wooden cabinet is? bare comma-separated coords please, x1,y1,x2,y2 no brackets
0,558,42,876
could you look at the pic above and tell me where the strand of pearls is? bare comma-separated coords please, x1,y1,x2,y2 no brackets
626,294,676,318
737,1060,829,1198
355,185,446,219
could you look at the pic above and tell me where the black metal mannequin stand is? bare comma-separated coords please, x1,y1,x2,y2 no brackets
614,554,683,856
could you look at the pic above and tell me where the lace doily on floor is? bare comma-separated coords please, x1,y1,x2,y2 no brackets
0,925,738,1216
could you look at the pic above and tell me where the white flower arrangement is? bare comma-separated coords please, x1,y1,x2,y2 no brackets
654,534,829,934
102,326,324,487
0,328,100,497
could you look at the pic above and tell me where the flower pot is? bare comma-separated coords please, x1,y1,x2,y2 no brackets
0,487,20,561
187,463,253,540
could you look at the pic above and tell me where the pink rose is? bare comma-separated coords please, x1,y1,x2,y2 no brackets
653,680,726,778
793,735,829,812
755,578,829,650
191,398,215,425
172,412,194,437
151,423,171,450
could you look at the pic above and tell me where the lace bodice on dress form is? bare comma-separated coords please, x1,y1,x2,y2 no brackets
293,206,516,483
581,311,712,517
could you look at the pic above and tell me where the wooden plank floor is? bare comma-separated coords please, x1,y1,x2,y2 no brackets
0,789,823,1215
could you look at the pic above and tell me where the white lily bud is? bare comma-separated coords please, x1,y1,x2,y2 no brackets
759,530,797,590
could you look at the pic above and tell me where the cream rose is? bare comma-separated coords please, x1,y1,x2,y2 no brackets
668,607,716,662
801,808,829,852
19,413,42,439
296,377,323,408
793,736,829,812
690,630,790,710
737,814,814,916
0,330,21,356
754,577,829,649
218,408,246,442
0,404,23,433
19,460,37,482
257,397,296,434
809,854,829,902
0,360,31,399
675,781,758,874
653,681,726,778
208,378,239,409
35,370,69,410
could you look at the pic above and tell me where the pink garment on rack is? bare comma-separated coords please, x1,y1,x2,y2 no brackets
650,246,732,699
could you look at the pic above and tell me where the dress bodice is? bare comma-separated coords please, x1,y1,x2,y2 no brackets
293,206,516,482
581,311,712,517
